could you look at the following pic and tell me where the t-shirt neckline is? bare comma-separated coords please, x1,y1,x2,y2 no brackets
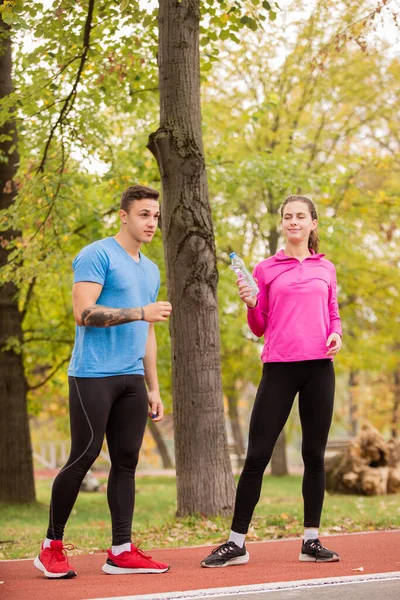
110,237,141,264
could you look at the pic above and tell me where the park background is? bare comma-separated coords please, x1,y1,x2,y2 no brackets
0,0,400,559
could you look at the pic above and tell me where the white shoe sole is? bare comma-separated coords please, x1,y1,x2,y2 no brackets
201,551,250,568
34,556,77,578
299,553,340,562
102,563,169,575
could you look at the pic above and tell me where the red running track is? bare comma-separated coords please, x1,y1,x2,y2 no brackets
1,531,399,600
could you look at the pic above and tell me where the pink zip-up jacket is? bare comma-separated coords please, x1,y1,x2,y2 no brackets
247,250,342,362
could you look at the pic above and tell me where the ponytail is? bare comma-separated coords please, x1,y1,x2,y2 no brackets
308,229,319,253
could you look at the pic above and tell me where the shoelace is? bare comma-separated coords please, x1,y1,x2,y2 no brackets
211,542,234,556
134,547,153,560
307,539,324,552
53,543,74,563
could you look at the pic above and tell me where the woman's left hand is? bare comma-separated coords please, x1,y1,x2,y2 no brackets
326,333,342,357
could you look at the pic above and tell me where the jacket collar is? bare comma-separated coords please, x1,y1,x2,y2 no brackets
275,249,325,261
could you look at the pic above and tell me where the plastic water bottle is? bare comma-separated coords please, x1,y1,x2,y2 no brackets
229,252,259,296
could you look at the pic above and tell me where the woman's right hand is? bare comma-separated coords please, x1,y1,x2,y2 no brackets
236,279,258,308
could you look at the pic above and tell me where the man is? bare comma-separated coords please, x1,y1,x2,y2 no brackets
34,185,172,578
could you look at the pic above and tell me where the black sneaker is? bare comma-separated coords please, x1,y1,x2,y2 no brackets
200,541,249,568
299,538,340,562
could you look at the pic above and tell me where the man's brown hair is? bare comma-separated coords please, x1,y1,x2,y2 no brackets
120,185,159,212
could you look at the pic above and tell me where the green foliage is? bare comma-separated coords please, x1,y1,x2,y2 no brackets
0,0,30,30
0,0,169,417
199,0,279,71
1,0,399,436
202,0,400,432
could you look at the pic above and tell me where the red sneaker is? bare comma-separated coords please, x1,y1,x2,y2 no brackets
34,540,77,579
102,544,169,574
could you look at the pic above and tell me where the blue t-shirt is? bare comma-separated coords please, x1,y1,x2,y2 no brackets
68,237,160,378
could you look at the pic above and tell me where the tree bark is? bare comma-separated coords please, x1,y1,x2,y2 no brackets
148,418,174,469
268,227,280,257
348,370,359,438
270,429,289,476
227,393,245,467
0,11,35,503
148,0,235,516
268,223,289,476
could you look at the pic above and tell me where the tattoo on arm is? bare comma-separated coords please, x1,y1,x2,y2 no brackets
81,305,142,327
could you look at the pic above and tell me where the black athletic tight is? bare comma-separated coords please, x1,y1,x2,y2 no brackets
47,375,148,545
232,359,335,534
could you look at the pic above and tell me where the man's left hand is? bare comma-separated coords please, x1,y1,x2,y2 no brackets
148,391,164,422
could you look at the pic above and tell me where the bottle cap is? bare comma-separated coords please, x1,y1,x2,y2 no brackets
229,252,236,259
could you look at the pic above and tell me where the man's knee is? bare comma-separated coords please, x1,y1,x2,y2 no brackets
69,445,102,473
110,450,140,472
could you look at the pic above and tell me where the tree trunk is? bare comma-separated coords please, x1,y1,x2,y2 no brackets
348,369,359,438
392,368,400,439
227,393,245,466
148,0,235,516
268,225,289,476
271,429,289,476
0,11,35,503
268,227,280,257
148,418,174,469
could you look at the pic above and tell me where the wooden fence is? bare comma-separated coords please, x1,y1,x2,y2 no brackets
33,441,110,469
33,438,354,471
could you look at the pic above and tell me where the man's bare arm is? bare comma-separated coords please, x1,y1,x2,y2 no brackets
73,282,172,327
81,305,143,327
143,324,164,422
143,324,159,392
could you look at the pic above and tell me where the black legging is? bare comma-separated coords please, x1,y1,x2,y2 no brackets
47,375,148,545
232,359,335,534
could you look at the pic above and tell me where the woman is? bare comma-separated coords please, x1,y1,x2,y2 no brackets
201,195,342,567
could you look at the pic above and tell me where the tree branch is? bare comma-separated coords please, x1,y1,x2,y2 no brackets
21,277,36,319
37,0,95,173
28,356,71,391
313,0,398,67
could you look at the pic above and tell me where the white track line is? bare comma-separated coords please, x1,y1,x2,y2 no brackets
84,571,400,600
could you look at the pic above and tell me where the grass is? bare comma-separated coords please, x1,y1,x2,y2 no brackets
1,475,399,560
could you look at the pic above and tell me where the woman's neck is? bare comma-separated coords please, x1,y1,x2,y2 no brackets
283,243,311,261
